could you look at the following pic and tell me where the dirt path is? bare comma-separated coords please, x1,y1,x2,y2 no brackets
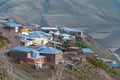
97,69,113,80
0,50,36,80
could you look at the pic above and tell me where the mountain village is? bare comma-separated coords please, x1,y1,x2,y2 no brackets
0,18,120,80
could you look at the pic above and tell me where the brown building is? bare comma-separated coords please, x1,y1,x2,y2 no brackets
63,47,81,56
4,22,23,33
37,46,63,65
8,46,46,69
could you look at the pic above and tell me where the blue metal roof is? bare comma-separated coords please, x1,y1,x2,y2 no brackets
48,40,62,45
27,26,33,29
10,46,36,53
21,40,32,43
26,31,47,39
63,28,82,32
97,58,113,63
61,34,71,37
5,22,22,27
82,48,94,53
31,31,46,35
108,64,120,68
37,46,62,54
0,20,8,23
23,36,35,40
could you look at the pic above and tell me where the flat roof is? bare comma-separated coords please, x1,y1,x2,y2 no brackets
97,58,113,63
37,46,62,54
22,31,48,39
10,46,36,53
28,31,47,38
5,22,22,27
63,28,82,32
82,48,94,53
21,40,32,43
41,27,58,30
48,40,62,45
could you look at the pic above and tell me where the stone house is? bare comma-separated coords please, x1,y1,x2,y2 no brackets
8,46,45,69
37,46,63,65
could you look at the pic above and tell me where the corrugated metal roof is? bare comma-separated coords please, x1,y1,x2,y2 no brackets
37,46,62,54
10,46,36,53
5,22,22,27
82,48,94,53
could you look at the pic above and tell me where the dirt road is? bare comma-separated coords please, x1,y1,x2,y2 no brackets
0,50,36,80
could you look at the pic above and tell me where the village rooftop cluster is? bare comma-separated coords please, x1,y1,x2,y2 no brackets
0,19,120,70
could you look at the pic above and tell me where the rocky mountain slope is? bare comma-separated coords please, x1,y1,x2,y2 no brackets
0,0,119,27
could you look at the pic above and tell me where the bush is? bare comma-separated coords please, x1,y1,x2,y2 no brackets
76,43,87,48
45,30,50,33
62,43,70,48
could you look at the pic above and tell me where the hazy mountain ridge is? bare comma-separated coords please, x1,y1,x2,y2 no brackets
0,0,120,26
0,0,120,48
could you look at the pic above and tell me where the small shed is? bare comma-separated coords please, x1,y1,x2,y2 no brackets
37,46,63,65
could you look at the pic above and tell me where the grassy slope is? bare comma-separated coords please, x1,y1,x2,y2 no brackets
82,36,119,61
64,59,120,80
0,36,9,48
